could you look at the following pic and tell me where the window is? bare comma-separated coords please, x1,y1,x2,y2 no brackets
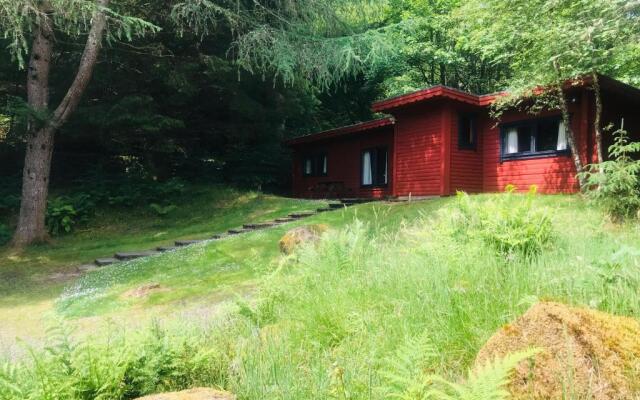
362,147,388,186
458,114,477,149
501,117,568,160
302,153,328,177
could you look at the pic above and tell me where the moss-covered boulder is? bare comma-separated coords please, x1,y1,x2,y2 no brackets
475,302,640,399
134,388,234,400
278,224,328,254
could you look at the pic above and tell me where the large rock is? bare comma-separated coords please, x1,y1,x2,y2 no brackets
278,224,328,254
135,388,234,400
474,302,640,399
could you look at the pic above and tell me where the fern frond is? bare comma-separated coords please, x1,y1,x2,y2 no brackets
425,348,540,400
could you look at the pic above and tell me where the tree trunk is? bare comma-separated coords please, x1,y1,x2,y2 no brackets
591,71,604,165
12,6,55,247
12,0,111,247
552,61,584,190
555,83,585,189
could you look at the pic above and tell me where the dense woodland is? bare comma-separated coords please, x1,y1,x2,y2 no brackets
1,0,639,245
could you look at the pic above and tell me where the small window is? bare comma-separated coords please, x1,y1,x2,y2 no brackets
362,147,388,186
302,153,327,177
458,114,477,149
501,117,569,160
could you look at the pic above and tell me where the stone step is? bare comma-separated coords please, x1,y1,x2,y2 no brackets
78,264,98,272
227,228,247,235
289,211,316,219
95,258,119,267
275,217,295,223
175,239,204,247
115,251,159,261
157,246,178,252
340,198,371,206
243,222,276,230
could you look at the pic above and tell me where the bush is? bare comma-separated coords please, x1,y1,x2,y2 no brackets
0,223,11,246
46,197,78,236
579,128,640,221
447,186,554,259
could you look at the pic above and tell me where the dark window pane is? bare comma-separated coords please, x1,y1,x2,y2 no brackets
303,157,313,175
536,119,560,151
376,148,388,184
517,126,532,152
458,115,476,149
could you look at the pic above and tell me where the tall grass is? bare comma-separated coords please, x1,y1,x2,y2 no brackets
2,194,639,399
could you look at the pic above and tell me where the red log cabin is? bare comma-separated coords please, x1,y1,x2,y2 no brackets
286,75,640,199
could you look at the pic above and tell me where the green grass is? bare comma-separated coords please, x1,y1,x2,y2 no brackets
56,199,440,318
0,185,326,341
3,193,640,399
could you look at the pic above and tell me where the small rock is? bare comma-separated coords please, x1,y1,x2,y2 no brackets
134,388,235,400
279,224,328,254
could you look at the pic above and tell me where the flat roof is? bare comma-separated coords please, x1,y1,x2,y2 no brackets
285,117,395,146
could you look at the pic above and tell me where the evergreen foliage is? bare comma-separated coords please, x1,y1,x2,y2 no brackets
580,128,640,221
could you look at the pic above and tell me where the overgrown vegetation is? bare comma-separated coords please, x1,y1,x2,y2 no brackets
446,186,553,259
580,128,640,221
5,194,636,399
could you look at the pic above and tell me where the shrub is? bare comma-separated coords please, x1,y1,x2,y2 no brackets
447,187,554,259
149,203,178,217
0,223,11,246
579,127,640,221
46,197,78,236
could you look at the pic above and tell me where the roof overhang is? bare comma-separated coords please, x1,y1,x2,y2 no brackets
285,117,395,146
372,85,500,113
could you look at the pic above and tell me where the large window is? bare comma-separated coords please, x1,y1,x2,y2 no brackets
362,147,388,186
302,153,328,177
458,113,477,150
501,117,568,160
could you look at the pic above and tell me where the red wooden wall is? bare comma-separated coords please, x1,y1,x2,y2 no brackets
480,105,586,194
448,102,483,194
290,81,640,199
290,126,394,199
392,103,444,196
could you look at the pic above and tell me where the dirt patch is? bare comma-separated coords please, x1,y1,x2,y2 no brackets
278,224,328,254
134,388,234,400
475,302,640,399
123,283,168,298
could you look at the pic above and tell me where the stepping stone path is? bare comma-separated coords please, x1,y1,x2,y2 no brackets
115,251,160,261
175,239,204,247
157,246,178,252
95,258,119,266
92,198,375,268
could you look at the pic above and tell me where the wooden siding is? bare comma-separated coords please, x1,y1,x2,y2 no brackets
481,104,587,193
291,126,394,199
448,103,483,194
392,104,443,196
